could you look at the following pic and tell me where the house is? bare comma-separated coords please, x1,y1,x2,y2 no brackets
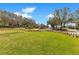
65,22,77,28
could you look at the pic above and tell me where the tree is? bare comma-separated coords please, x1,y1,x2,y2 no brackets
39,24,48,29
75,9,79,19
47,16,61,30
67,13,75,22
48,9,62,30
63,7,69,27
47,7,69,30
47,18,55,29
21,18,38,29
54,9,62,30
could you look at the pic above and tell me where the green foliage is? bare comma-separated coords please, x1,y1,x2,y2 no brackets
67,26,76,29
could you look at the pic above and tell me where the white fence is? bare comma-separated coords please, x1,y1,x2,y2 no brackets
65,29,79,38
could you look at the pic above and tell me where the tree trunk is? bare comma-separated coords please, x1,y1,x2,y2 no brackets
56,25,57,30
60,22,63,30
63,22,66,28
51,25,55,30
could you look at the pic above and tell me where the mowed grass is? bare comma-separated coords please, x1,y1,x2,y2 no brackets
0,29,79,54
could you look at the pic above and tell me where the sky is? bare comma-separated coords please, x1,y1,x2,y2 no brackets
0,3,79,24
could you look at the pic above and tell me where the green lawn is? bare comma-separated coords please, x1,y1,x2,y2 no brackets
0,30,79,55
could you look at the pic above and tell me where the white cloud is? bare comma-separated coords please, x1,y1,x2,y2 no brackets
14,7,36,18
21,13,32,18
14,12,21,16
14,12,32,18
22,7,36,13
47,14,54,18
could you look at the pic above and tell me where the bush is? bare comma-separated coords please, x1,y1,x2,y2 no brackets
67,26,76,29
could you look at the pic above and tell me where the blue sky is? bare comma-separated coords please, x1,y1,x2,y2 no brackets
0,3,79,24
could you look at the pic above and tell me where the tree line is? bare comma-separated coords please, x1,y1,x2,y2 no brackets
0,10,48,29
0,7,79,30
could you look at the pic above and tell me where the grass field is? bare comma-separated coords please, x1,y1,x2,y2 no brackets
0,29,79,55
